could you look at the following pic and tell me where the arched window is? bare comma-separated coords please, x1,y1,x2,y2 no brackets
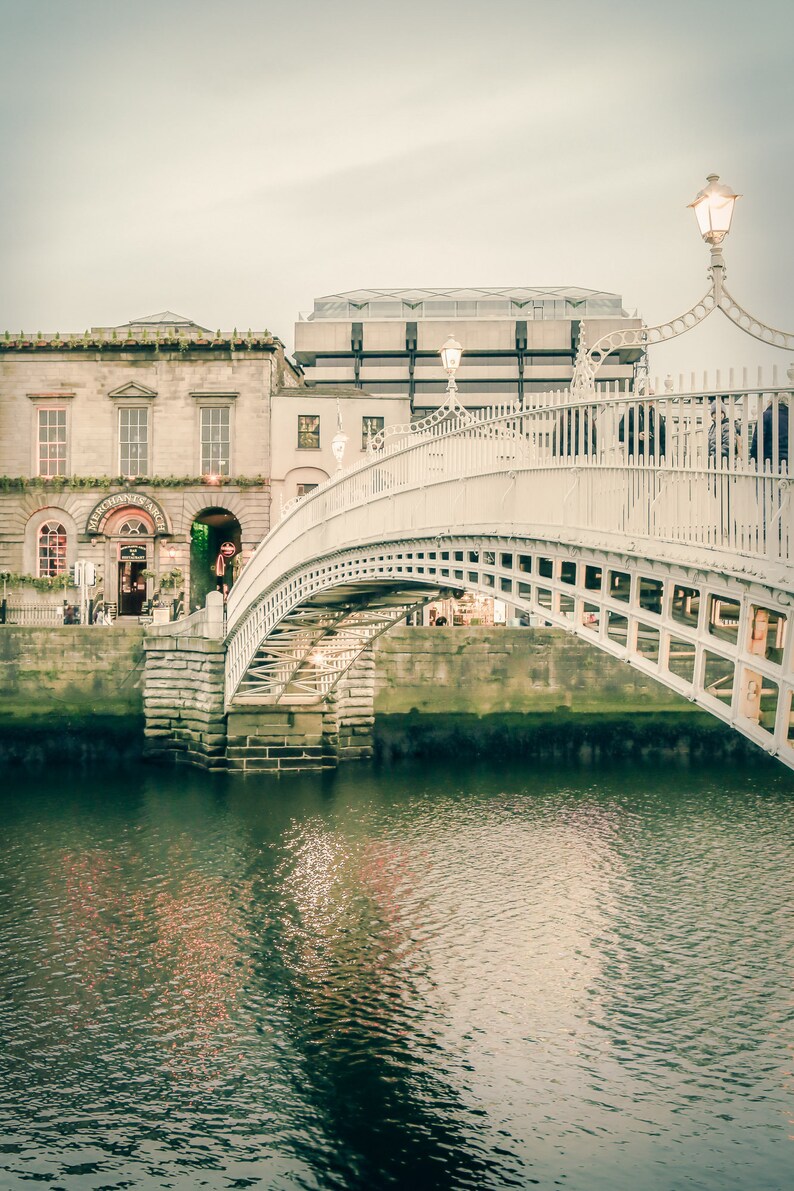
38,521,67,577
117,519,148,536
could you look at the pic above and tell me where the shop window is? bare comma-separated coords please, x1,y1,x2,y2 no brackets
200,407,230,474
298,415,321,449
38,521,67,577
38,409,67,477
362,416,384,449
119,407,149,476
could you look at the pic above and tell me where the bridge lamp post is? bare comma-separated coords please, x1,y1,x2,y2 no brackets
688,173,740,296
440,336,462,401
572,172,794,394
331,398,348,471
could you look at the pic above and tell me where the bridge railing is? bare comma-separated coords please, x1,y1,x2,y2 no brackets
227,382,792,634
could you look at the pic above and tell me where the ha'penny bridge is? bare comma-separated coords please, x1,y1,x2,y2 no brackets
214,375,793,769
143,176,794,772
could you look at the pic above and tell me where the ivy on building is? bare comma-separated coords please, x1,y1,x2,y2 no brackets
0,475,269,492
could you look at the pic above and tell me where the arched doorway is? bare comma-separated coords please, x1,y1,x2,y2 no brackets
190,507,242,611
106,509,155,616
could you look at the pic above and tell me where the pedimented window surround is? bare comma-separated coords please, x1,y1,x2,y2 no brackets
107,382,158,400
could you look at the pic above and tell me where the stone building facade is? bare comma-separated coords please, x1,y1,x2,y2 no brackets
0,313,299,618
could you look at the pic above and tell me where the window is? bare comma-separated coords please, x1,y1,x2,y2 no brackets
297,483,318,497
117,519,148,536
362,416,384,449
38,521,67,577
119,407,148,476
200,407,230,475
38,409,67,477
298,415,320,449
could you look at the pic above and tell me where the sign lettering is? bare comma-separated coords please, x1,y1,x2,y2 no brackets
86,492,168,535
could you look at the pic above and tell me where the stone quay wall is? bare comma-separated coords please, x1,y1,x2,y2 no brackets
373,626,688,715
142,636,227,769
0,623,729,770
0,624,144,720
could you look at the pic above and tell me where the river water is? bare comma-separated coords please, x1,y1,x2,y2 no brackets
0,759,792,1191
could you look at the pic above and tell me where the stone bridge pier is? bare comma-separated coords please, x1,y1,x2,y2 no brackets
142,594,375,773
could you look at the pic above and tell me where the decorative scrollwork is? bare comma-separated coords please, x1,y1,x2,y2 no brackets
572,291,716,395
367,385,477,454
718,286,794,351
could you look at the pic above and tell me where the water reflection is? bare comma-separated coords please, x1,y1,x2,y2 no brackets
0,761,792,1190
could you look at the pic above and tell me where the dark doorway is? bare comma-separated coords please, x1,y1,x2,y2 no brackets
118,561,147,616
190,508,242,611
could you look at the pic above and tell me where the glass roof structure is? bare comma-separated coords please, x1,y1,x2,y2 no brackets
309,287,628,320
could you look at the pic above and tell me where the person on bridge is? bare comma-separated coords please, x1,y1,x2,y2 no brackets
708,398,741,464
552,406,597,458
619,401,666,461
750,398,789,469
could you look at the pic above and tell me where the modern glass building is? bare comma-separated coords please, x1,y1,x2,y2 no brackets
295,287,643,411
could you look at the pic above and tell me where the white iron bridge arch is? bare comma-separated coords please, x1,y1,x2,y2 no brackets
225,381,794,768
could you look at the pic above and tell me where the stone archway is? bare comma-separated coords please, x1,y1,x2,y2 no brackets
189,507,242,611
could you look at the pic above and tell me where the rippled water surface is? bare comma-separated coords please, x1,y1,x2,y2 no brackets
1,760,793,1190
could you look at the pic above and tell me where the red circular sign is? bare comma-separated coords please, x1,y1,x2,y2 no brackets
219,541,237,558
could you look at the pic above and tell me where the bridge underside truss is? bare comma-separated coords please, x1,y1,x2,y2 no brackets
234,581,437,702
226,535,794,768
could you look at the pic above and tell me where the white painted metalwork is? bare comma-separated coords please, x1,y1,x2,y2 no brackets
225,378,794,766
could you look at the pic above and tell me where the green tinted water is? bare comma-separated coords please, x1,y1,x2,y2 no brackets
1,760,792,1190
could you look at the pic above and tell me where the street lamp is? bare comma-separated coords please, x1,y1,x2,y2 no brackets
571,172,794,395
439,335,463,406
688,173,740,246
440,335,462,377
331,398,348,471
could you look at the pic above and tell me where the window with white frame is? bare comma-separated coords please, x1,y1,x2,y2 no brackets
38,409,67,477
119,407,149,476
38,520,67,577
200,407,230,475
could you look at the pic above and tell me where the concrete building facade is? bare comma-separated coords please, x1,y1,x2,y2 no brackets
294,286,644,413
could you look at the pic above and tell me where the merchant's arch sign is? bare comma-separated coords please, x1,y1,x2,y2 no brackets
86,491,170,536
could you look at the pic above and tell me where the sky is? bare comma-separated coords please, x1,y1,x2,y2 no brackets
1,0,793,386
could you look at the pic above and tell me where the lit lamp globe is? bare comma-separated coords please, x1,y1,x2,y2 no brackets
331,429,348,470
688,174,740,245
439,335,462,375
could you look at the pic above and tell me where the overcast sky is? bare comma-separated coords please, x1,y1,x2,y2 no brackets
1,0,792,385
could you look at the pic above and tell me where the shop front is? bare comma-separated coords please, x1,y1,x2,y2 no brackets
85,492,170,619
